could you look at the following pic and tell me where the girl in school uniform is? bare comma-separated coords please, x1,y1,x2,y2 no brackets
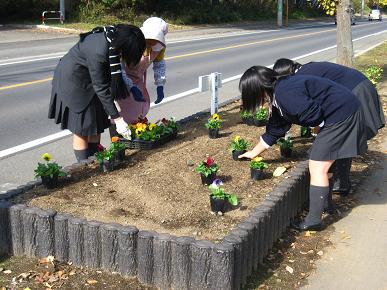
113,17,168,125
273,59,385,195
238,66,367,231
49,24,145,162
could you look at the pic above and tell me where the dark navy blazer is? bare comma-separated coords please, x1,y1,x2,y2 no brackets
51,32,119,118
261,74,360,146
298,61,366,91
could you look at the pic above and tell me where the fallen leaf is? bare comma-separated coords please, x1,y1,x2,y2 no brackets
289,259,295,263
300,251,308,255
3,270,12,274
273,166,287,177
307,250,314,254
317,251,324,256
342,235,351,240
69,270,76,276
305,230,317,237
285,265,294,274
87,279,98,285
39,256,55,264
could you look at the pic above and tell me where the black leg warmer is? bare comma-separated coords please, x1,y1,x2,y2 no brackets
305,185,330,226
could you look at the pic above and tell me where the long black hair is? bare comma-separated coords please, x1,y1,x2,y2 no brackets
239,66,278,112
80,24,145,100
273,58,302,76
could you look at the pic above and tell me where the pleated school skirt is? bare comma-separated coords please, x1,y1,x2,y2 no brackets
352,79,385,140
48,94,111,136
309,109,368,161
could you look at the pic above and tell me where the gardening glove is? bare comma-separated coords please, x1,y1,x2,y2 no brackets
154,86,165,104
114,117,131,140
130,86,145,102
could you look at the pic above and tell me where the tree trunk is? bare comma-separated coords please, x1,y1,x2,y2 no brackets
336,0,354,67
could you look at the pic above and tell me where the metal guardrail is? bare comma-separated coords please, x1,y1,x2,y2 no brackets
41,11,64,25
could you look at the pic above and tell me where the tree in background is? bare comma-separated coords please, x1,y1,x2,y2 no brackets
318,0,354,67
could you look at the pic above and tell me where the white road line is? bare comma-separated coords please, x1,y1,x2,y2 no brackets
0,30,279,67
0,28,386,159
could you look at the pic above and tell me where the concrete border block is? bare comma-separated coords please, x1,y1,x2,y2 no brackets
68,217,86,266
84,220,102,268
190,240,214,290
0,201,11,255
153,233,172,290
117,225,138,277
54,213,72,262
170,236,194,290
35,209,56,257
137,230,156,285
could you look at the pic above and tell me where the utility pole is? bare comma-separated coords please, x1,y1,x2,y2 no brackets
60,0,65,21
285,0,289,26
361,0,365,19
277,0,283,27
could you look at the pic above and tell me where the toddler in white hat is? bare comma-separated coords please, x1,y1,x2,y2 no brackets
114,17,168,126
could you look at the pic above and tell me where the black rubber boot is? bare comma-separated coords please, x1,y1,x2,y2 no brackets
332,158,352,195
74,149,89,163
88,142,99,157
293,185,329,231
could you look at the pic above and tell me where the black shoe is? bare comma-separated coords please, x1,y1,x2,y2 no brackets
291,221,323,232
332,187,350,196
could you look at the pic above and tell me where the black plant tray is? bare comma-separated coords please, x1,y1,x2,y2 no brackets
119,130,178,150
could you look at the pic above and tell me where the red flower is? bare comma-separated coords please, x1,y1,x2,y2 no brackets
97,144,105,152
206,157,214,167
138,116,149,124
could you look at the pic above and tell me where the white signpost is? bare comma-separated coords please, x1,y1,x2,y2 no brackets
199,72,222,115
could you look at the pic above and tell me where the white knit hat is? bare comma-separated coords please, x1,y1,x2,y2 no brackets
140,17,168,46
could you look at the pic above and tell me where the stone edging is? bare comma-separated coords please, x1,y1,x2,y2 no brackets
0,100,310,290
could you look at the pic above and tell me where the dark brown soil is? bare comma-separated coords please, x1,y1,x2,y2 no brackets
13,102,311,242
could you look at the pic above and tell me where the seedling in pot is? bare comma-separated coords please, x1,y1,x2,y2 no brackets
254,107,268,126
229,135,250,160
205,113,222,139
240,110,254,126
208,178,238,213
195,157,219,185
277,137,293,158
250,157,268,181
110,136,126,163
34,153,65,189
95,149,115,173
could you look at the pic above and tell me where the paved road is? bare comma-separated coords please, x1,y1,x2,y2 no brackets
0,20,387,187
1,20,386,151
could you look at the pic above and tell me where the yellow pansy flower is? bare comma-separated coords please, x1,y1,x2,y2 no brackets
212,113,220,121
234,135,241,142
253,156,263,162
149,123,157,130
41,153,52,161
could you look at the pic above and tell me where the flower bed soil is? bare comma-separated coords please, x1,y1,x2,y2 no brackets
13,102,313,242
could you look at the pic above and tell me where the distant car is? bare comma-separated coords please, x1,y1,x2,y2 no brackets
334,9,356,25
368,9,382,21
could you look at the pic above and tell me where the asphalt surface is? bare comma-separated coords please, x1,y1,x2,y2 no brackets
0,19,387,187
0,20,386,150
